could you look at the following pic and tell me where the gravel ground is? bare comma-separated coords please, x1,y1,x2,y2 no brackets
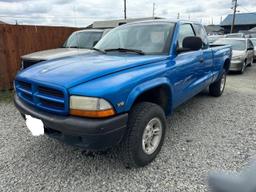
0,65,256,192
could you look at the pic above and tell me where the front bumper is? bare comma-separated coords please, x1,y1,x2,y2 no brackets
229,60,243,71
14,95,128,150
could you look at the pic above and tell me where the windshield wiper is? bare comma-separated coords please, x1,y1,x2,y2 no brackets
104,48,145,55
91,47,106,54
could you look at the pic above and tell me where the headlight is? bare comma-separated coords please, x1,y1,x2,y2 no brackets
70,96,115,118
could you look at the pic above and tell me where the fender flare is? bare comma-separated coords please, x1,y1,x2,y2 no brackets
124,77,173,113
218,57,231,78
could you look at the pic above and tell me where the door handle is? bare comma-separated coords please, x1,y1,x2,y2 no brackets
199,58,204,63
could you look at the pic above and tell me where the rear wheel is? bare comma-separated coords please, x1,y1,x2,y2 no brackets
121,102,166,168
209,70,226,97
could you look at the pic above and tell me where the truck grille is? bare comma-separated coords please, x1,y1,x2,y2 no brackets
22,59,44,69
15,80,68,115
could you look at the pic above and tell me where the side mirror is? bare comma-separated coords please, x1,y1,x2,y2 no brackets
177,36,203,53
247,47,254,51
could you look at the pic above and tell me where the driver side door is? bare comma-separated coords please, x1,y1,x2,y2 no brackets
173,23,204,107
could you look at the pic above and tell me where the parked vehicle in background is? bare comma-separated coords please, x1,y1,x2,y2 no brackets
208,35,224,44
249,33,256,38
213,38,254,73
238,31,256,38
21,29,109,69
14,20,231,168
250,38,256,61
225,33,246,38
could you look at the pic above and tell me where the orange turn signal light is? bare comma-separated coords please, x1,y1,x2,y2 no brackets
70,109,115,118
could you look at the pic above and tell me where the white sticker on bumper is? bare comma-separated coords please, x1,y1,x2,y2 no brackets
25,115,44,136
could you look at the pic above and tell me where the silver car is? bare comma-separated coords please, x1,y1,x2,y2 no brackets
250,38,256,61
225,33,246,38
213,38,254,73
208,35,224,44
21,29,109,69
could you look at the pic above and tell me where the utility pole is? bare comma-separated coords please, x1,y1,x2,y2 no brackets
124,0,127,19
231,0,238,33
153,3,156,17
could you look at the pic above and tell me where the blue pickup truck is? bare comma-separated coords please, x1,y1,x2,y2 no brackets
14,20,232,168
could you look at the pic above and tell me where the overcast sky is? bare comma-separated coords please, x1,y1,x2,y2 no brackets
0,0,255,27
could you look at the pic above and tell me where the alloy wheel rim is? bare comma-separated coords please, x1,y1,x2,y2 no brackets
242,62,246,72
142,117,163,155
220,73,226,92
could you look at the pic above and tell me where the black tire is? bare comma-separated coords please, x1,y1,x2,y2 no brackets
121,102,167,168
209,70,226,97
248,58,253,67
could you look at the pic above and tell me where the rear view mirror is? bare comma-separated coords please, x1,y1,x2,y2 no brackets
247,47,254,51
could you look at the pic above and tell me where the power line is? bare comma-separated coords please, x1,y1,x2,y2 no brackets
124,0,127,19
231,0,238,33
153,2,156,17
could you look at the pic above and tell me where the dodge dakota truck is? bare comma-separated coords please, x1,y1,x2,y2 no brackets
14,20,232,168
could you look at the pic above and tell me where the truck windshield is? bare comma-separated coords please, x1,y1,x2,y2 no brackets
95,23,175,55
63,31,103,49
213,39,246,51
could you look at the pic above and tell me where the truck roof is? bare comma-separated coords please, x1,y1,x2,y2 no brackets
123,19,202,26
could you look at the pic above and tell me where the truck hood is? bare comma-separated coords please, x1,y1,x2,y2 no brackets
17,53,168,89
21,48,90,61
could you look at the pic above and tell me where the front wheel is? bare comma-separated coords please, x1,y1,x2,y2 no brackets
209,70,226,97
121,102,166,168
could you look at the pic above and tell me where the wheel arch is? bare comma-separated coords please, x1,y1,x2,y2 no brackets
124,78,173,115
223,58,231,72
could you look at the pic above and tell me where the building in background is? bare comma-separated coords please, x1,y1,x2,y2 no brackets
205,25,225,35
221,12,256,34
249,27,256,32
